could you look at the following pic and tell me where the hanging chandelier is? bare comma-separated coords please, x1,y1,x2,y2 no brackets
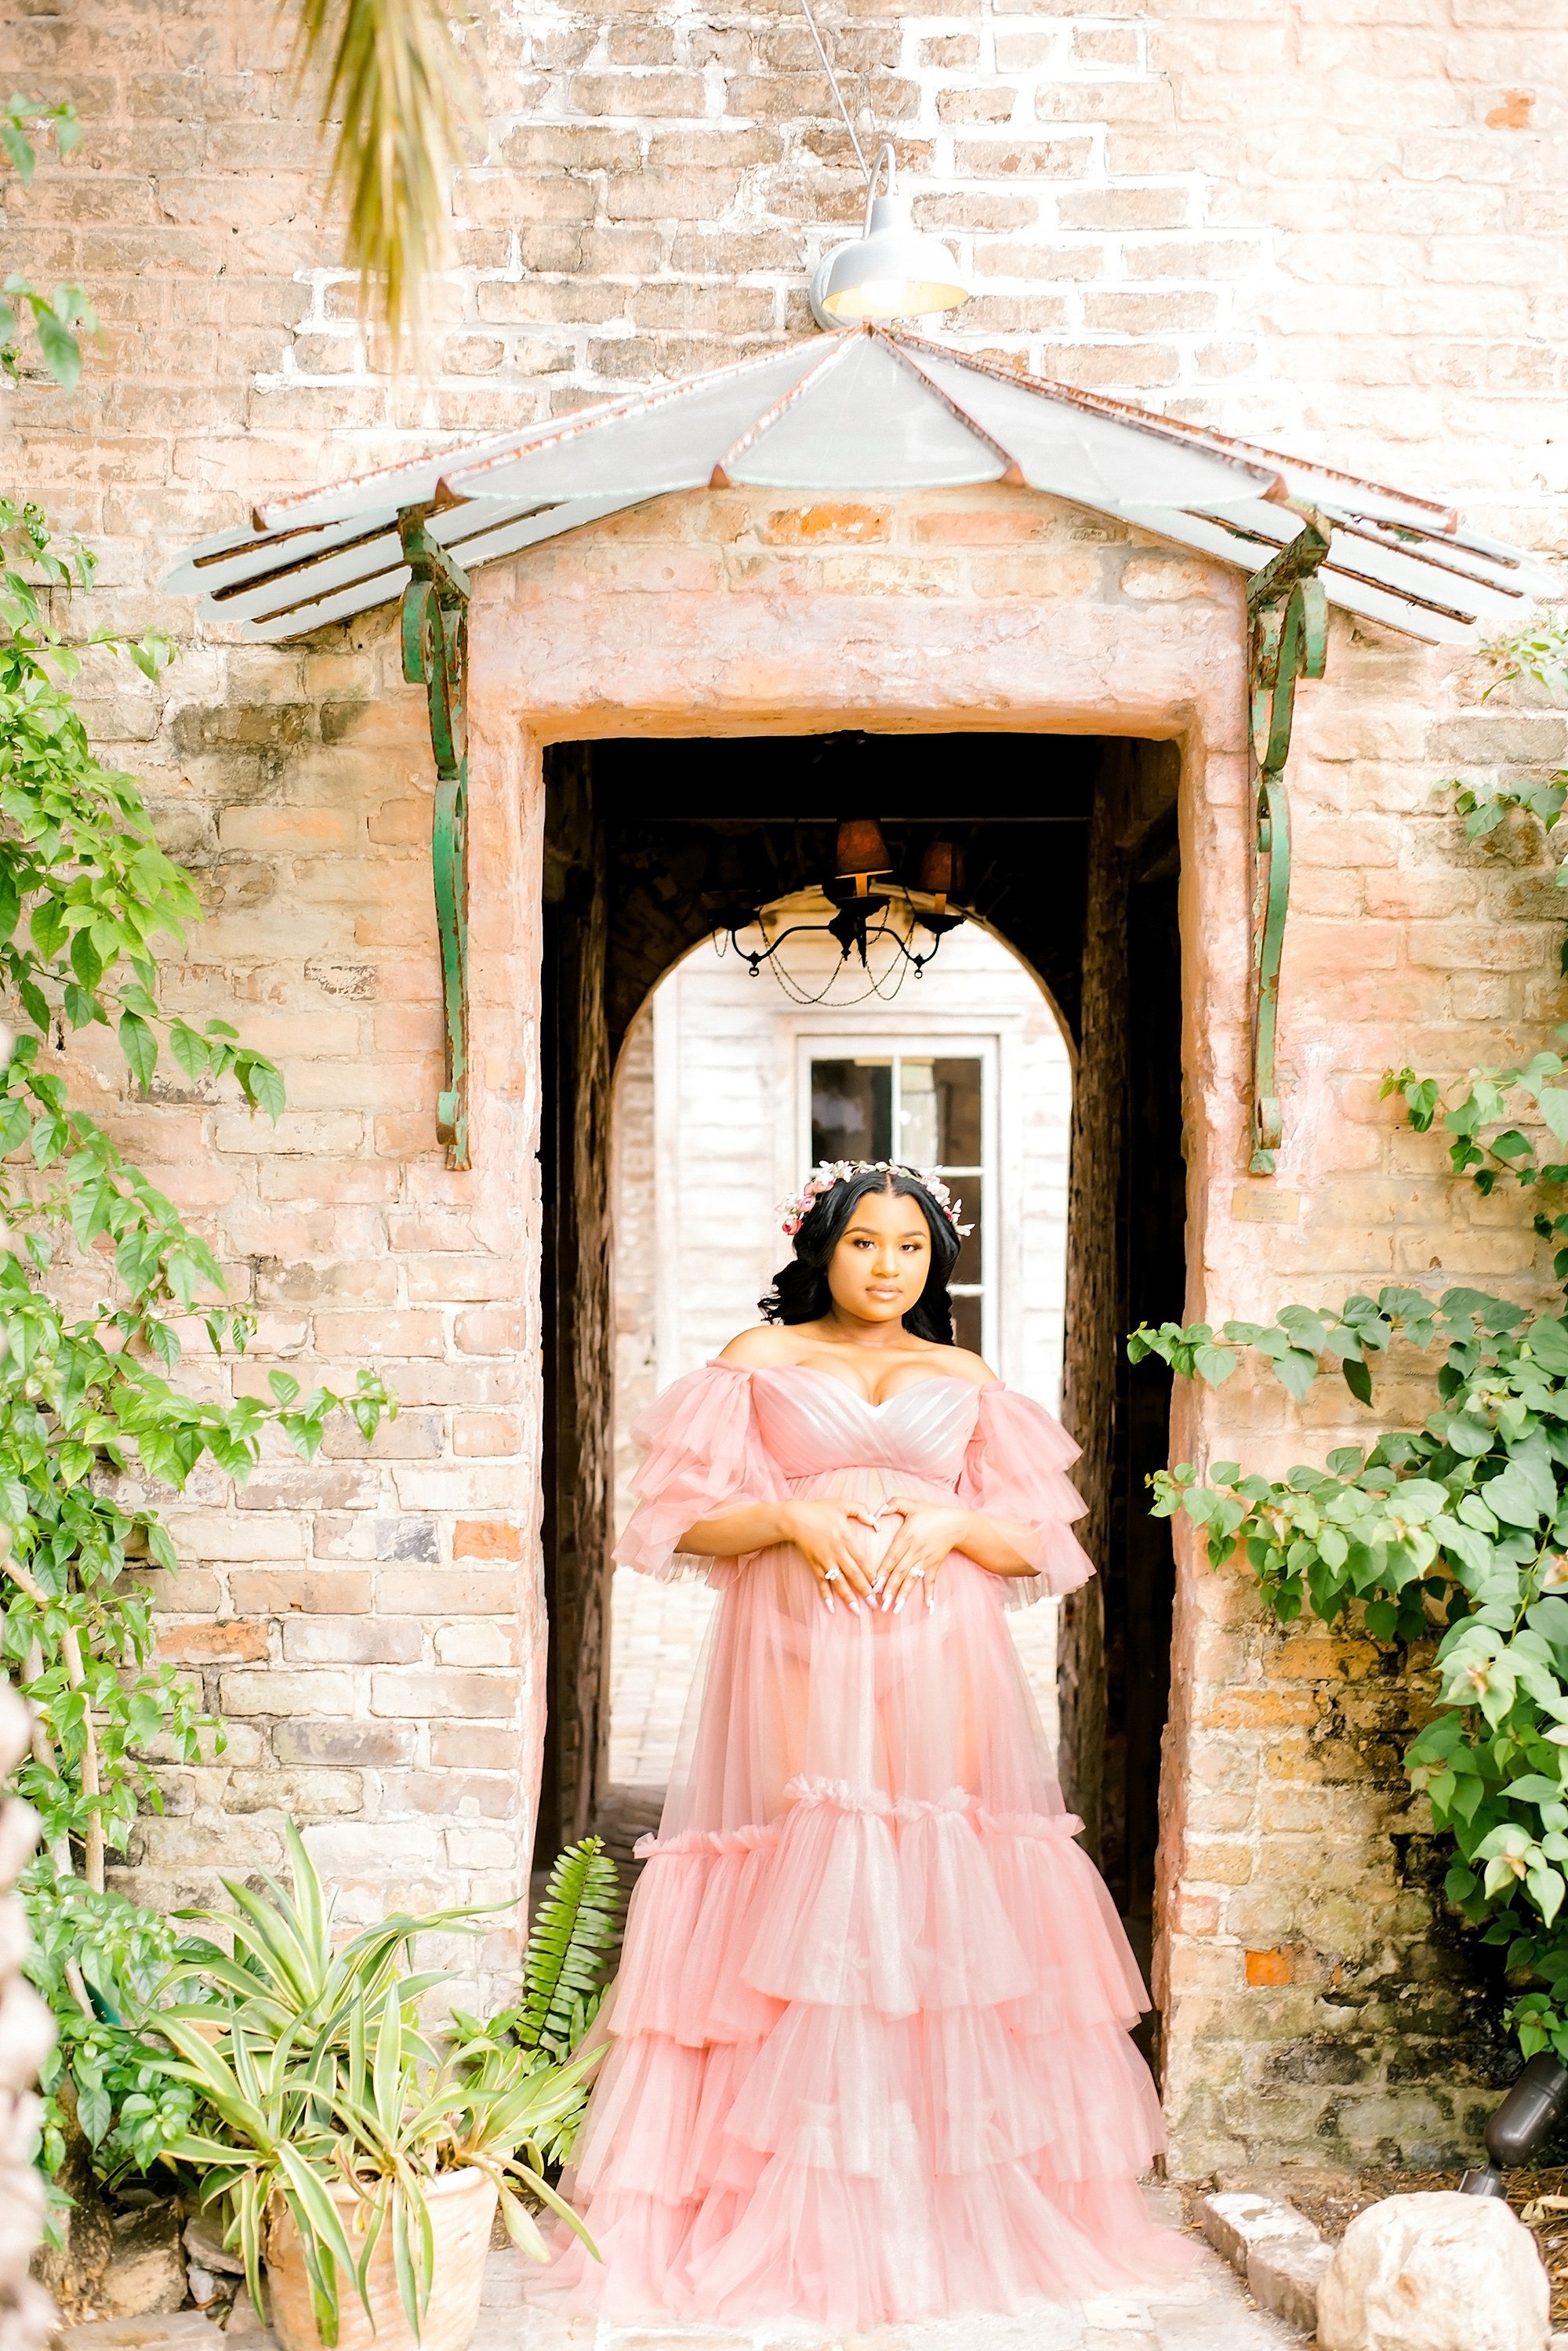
715,819,967,1006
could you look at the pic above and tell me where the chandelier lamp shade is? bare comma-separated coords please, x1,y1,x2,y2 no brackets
809,147,971,329
833,816,895,896
917,839,962,909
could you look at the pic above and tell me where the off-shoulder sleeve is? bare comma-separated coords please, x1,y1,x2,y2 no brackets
958,1384,1095,1610
614,1362,781,1583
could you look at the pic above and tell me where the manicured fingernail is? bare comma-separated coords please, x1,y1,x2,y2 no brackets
894,1594,906,1614
823,1593,836,1614
850,1598,863,1616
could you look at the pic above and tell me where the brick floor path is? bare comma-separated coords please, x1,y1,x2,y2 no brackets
475,2197,1304,2350
59,2213,1304,2351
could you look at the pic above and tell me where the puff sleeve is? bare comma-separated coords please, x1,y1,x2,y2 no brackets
958,1384,1095,1609
613,1362,782,1583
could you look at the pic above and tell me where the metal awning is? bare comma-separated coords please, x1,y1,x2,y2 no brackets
162,326,1547,648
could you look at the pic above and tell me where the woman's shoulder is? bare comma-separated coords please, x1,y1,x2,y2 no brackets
716,1324,806,1370
934,1344,1000,1391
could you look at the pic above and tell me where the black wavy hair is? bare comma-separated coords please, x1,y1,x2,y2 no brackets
759,1166,960,1344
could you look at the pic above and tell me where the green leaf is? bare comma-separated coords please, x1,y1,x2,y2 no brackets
1485,1439,1559,1529
238,1054,285,1120
1342,1356,1373,1406
118,1010,157,1095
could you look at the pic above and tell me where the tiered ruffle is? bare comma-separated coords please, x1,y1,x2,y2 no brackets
532,1780,1190,2330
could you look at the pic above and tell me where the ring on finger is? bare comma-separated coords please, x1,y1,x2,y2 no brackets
823,1566,842,1584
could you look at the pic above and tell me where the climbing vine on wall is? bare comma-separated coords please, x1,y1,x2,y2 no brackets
1,103,394,2201
1134,629,1568,2066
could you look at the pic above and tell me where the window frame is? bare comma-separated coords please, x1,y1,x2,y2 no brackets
793,1030,1001,1364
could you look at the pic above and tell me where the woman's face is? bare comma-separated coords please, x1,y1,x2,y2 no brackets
825,1186,932,1328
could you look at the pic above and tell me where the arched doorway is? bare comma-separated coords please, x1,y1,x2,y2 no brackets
606,905,1074,1775
535,730,1186,2026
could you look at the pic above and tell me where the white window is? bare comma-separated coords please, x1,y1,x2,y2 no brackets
798,1040,995,1357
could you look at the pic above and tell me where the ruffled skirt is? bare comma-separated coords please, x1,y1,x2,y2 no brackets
529,1470,1192,2329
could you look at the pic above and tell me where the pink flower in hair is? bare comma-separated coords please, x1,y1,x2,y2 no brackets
779,1160,974,1240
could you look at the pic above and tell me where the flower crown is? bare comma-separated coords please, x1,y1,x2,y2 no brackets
780,1159,974,1241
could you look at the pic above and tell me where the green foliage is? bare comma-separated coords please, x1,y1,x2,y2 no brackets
514,1837,622,2061
448,1837,622,2169
1480,608,1568,704
0,435,392,2200
1127,1283,1512,1410
1142,1290,1568,2063
157,1827,598,2344
1,99,93,388
24,1867,206,2183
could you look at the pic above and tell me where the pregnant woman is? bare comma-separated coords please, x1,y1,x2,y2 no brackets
534,1160,1189,2329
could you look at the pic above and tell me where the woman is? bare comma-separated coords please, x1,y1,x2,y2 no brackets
534,1160,1190,2329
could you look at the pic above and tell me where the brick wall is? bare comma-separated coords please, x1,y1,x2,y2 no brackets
0,0,1565,2157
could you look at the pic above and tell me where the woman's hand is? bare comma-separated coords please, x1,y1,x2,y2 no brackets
781,1498,881,1611
873,1499,975,1613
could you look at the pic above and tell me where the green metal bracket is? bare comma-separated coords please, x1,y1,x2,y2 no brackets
399,512,472,1170
1243,514,1330,1176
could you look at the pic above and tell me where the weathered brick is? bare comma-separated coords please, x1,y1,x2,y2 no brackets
369,1669,518,1718
376,1569,517,1613
220,1668,356,1716
273,1722,417,1768
228,1571,372,1615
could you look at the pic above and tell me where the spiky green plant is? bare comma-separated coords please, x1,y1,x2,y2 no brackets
153,1825,598,2346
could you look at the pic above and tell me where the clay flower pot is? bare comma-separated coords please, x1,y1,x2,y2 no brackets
264,2168,498,2351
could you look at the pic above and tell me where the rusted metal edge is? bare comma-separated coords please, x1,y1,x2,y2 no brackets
441,337,847,498
895,330,1466,533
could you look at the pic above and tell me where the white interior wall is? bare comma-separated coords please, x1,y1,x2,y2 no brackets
608,914,1074,1790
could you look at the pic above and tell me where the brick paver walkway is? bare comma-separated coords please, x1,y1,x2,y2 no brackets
476,2197,1305,2350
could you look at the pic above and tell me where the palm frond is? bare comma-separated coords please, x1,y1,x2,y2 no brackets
288,0,478,343
515,1838,621,2059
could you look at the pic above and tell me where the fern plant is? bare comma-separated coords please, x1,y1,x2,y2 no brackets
448,1837,621,2168
516,1838,622,2061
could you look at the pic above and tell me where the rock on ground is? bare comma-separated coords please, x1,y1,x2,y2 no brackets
1316,2190,1550,2351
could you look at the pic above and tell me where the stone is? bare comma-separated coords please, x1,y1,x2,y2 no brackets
60,2319,227,2351
1200,2188,1334,2333
1201,2190,1319,2273
1316,2193,1550,2351
1247,2233,1334,2332
183,2214,244,2278
98,2204,188,2319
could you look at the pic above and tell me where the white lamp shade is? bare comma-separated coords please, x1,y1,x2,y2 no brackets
811,192,970,326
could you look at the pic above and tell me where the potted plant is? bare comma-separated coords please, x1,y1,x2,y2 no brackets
154,1825,618,2351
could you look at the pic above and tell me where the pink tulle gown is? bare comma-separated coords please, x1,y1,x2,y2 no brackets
531,1361,1191,2330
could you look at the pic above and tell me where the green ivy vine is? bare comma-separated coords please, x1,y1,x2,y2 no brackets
1,100,393,2208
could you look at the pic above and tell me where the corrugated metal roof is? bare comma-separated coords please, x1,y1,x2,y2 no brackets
162,325,1549,647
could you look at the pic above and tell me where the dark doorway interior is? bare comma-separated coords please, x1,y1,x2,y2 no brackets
534,731,1187,2028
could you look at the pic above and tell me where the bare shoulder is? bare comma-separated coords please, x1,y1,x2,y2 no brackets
717,1324,802,1368
942,1346,1000,1391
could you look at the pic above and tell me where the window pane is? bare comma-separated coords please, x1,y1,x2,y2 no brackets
811,1059,891,1162
951,1291,983,1354
933,1057,982,1168
898,1058,939,1166
947,1174,982,1289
